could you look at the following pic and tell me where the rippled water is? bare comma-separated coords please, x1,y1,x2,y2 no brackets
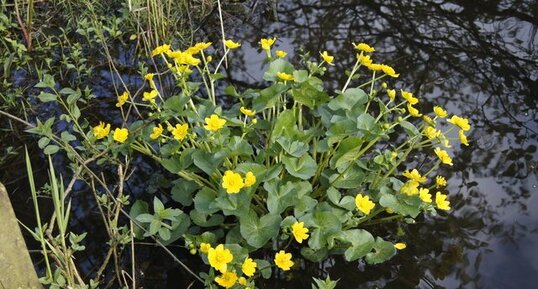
2,1,537,288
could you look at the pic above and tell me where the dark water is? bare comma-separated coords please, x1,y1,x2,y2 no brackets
2,1,537,288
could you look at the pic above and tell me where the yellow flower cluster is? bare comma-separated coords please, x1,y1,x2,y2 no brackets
221,170,256,194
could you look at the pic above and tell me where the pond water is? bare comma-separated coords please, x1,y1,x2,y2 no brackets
2,1,537,288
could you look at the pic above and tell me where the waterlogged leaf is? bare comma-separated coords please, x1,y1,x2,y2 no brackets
270,110,297,142
239,211,282,248
192,150,223,175
365,237,397,264
300,247,328,262
253,84,288,111
282,154,317,180
171,179,199,206
37,92,57,102
276,137,309,157
327,88,367,111
379,194,421,218
263,58,294,81
400,120,419,136
336,229,375,261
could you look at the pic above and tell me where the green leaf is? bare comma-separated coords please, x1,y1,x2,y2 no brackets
153,197,165,213
130,200,149,239
60,131,77,142
356,113,376,131
44,145,60,155
224,85,240,98
277,137,309,157
239,211,282,248
400,121,419,136
253,83,288,111
37,92,57,102
171,179,199,206
227,136,254,157
194,188,219,214
34,74,55,89
161,214,191,245
291,80,329,109
160,157,182,174
329,164,365,189
270,110,297,142
190,211,224,227
327,88,367,111
379,194,421,218
282,154,317,180
263,58,294,81
192,150,223,175
164,94,189,114
302,210,342,250
300,247,328,262
336,229,375,261
213,193,251,217
331,137,364,169
264,180,311,214
365,237,397,264
255,259,272,279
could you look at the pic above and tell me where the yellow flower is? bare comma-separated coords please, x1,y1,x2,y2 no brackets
243,171,256,187
241,258,257,277
400,90,418,105
116,91,129,107
171,123,188,141
152,44,171,56
150,124,163,140
260,37,276,50
276,50,288,58
185,42,212,54
436,176,447,188
434,147,453,166
435,192,451,211
204,114,227,132
291,222,309,243
215,271,237,288
208,244,234,273
222,170,245,194
177,65,193,74
200,243,211,254
433,106,447,118
276,72,294,81
459,130,469,146
419,188,432,203
447,115,471,131
355,194,375,215
423,115,435,125
353,42,375,52
143,90,158,103
274,250,294,271
400,180,420,196
93,122,110,139
386,89,396,101
366,63,383,71
380,64,399,77
424,126,441,139
407,103,422,117
403,169,426,183
320,51,334,65
168,50,201,66
394,243,407,250
240,107,256,117
113,128,129,143
224,39,241,49
357,54,373,66
144,73,154,81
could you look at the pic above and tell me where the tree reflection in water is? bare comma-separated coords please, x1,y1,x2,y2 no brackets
201,0,537,288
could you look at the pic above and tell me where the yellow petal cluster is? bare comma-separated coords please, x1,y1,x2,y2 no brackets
276,72,294,81
222,170,245,194
150,124,163,140
243,171,256,187
143,90,158,103
353,42,375,52
434,147,453,166
208,244,233,273
447,115,471,131
116,91,129,107
215,271,237,288
113,128,129,143
320,51,334,65
419,188,432,203
224,39,241,49
260,37,276,50
171,123,189,141
424,126,441,139
433,106,447,118
435,192,451,210
276,50,288,58
403,169,427,183
355,193,375,215
380,64,399,77
274,250,294,271
93,122,110,139
291,222,309,243
459,130,469,146
200,243,211,254
241,257,257,277
436,176,447,188
407,103,422,117
387,89,396,102
240,107,256,117
400,180,420,196
204,114,227,132
394,243,407,250
401,90,418,105
152,44,171,56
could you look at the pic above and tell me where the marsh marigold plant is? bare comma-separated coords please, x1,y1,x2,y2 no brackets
104,39,474,288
